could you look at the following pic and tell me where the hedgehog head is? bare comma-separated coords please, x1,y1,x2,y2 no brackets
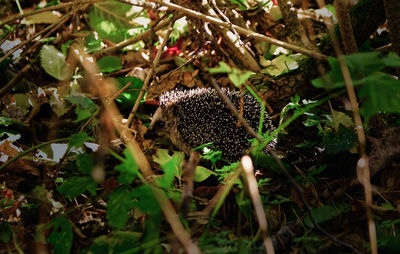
144,101,192,154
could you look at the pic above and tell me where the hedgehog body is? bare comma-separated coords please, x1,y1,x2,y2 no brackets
145,88,275,162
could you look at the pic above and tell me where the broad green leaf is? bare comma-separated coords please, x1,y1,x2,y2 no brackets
115,149,138,184
358,72,400,122
0,222,12,243
0,117,13,127
230,0,249,10
88,1,146,43
153,149,184,188
89,231,141,253
68,132,94,149
115,76,144,108
304,205,348,227
329,108,353,131
57,176,97,198
321,125,357,154
261,55,299,76
194,166,217,182
76,153,94,175
312,52,398,89
24,11,61,24
208,62,232,73
85,34,103,53
47,216,72,254
382,52,400,67
97,55,122,73
107,186,134,229
66,95,97,122
131,185,160,216
228,68,254,87
40,45,72,81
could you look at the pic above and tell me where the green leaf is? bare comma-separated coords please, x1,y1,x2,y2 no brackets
345,52,386,76
115,149,138,184
89,231,141,253
194,166,217,182
230,0,249,10
261,55,299,76
321,125,357,154
47,216,73,254
115,76,144,108
107,186,134,229
228,68,254,87
88,1,146,43
358,72,400,122
208,62,232,73
0,117,13,127
329,108,353,131
85,33,103,53
68,132,94,149
97,55,122,73
382,52,400,67
153,149,184,188
57,176,98,198
304,205,348,227
131,185,160,216
66,95,97,122
312,52,398,89
40,45,72,81
0,222,12,243
76,153,94,175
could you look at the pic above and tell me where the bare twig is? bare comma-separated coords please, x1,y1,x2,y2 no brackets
147,0,329,60
241,156,275,254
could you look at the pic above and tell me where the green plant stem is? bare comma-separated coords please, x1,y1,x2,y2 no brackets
262,89,346,145
245,84,265,136
0,138,69,172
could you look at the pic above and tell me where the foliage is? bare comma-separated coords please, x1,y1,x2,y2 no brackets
40,45,72,81
1,0,400,253
312,52,400,122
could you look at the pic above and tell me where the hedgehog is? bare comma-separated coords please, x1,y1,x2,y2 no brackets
144,87,275,162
